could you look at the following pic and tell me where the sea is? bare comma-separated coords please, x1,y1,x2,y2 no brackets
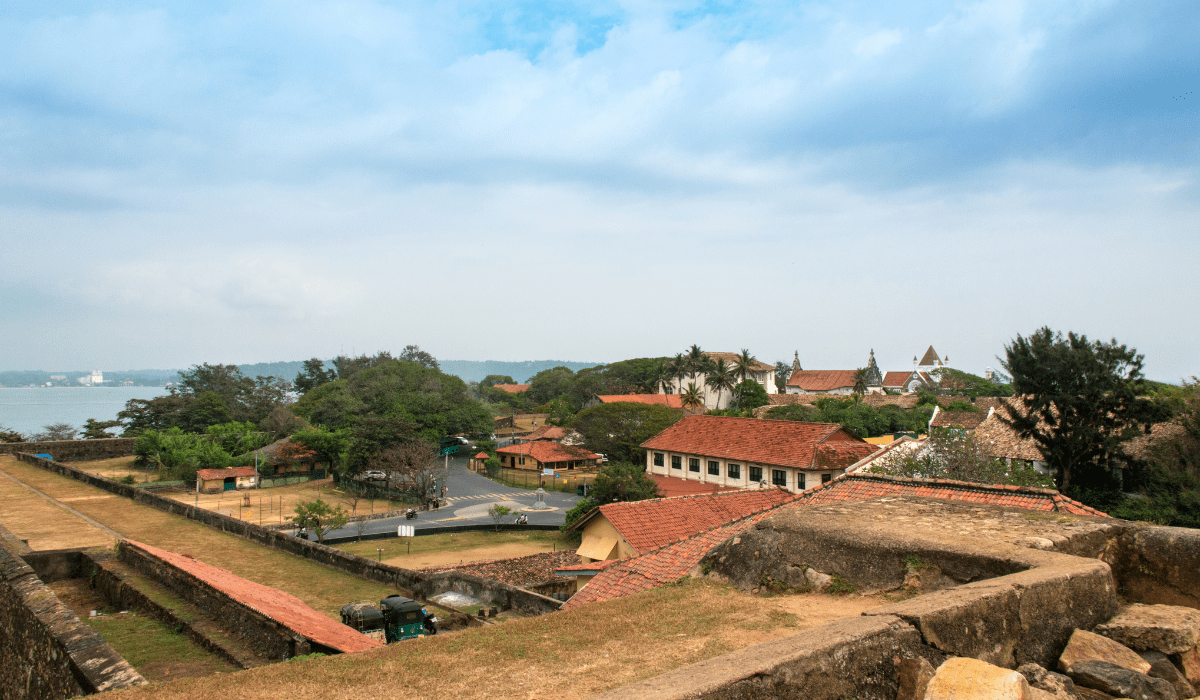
0,386,168,438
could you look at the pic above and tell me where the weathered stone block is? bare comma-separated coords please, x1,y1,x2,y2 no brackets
1066,659,1177,700
1176,646,1200,684
896,656,934,700
1097,605,1200,655
924,657,1033,700
1018,662,1078,699
1060,629,1152,675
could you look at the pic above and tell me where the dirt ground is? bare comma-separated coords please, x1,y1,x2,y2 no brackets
0,462,117,550
107,578,891,700
383,541,555,569
67,456,148,482
159,477,403,526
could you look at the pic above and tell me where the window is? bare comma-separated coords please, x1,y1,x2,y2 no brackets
689,458,700,472
671,455,682,470
708,460,720,476
727,463,740,479
798,473,805,490
653,453,664,467
821,473,832,484
772,469,787,487
519,457,525,466
749,466,762,483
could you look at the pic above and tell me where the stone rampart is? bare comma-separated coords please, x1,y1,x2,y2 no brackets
0,542,144,699
0,438,134,461
15,451,563,616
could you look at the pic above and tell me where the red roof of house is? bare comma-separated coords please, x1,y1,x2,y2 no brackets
649,474,741,498
597,394,684,408
197,467,258,480
882,371,912,388
524,425,568,441
496,441,599,464
562,472,1108,610
494,384,530,393
125,541,382,653
473,452,489,459
641,415,877,471
786,370,858,392
929,409,989,430
556,559,621,574
570,488,799,555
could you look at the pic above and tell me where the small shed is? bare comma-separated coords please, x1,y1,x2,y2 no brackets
470,451,490,471
197,467,258,494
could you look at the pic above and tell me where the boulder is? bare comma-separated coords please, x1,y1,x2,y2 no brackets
804,567,832,592
1066,660,1177,700
1072,688,1116,700
1060,629,1152,675
895,656,935,700
1097,605,1200,655
1018,662,1080,699
1176,646,1200,684
924,657,1033,700
1147,657,1196,699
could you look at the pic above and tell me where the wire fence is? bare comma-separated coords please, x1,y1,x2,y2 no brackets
471,463,597,493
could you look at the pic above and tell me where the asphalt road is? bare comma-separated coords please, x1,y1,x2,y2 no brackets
322,454,583,540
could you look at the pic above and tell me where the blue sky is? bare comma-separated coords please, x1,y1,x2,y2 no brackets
1,0,1197,380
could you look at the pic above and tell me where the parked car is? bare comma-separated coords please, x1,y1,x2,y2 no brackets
596,453,609,463
362,470,387,480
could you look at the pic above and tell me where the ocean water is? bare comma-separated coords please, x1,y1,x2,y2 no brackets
0,386,167,438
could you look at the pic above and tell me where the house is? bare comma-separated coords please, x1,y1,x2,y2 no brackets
928,405,992,431
555,489,798,591
882,346,949,394
659,351,778,410
517,425,585,446
972,402,1049,476
255,438,319,475
197,467,258,493
784,351,884,396
560,471,1107,610
496,441,601,472
640,415,879,493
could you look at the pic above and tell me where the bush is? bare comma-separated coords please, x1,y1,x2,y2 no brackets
484,456,501,478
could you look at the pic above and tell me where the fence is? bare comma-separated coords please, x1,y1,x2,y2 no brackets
473,463,597,493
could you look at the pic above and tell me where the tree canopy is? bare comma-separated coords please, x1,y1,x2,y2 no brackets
118,363,294,436
571,402,683,463
562,461,662,528
765,399,933,438
1001,327,1166,496
871,428,1055,488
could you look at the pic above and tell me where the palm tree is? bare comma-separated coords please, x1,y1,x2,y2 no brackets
705,359,736,410
685,345,706,385
734,349,757,384
852,368,868,405
669,354,688,394
680,382,706,413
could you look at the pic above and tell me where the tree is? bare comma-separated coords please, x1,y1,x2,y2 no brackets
206,421,271,455
291,428,351,473
733,380,769,410
0,426,24,443
680,383,706,412
705,359,736,409
571,402,684,463
292,498,349,544
765,399,933,438
398,345,440,370
734,349,757,385
332,351,394,381
294,358,336,394
774,361,792,393
31,422,78,441
273,440,318,474
1002,327,1165,495
488,504,512,532
872,428,1055,488
365,439,439,503
260,406,306,439
82,419,121,439
526,366,576,407
480,375,516,389
851,369,868,405
563,461,661,528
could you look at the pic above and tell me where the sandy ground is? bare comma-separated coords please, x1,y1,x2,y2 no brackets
160,477,401,526
382,541,555,569
0,457,118,550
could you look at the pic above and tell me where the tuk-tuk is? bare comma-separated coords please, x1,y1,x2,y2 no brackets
340,601,386,643
379,595,437,642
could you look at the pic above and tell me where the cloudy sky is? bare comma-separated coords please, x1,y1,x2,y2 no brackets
2,0,1197,380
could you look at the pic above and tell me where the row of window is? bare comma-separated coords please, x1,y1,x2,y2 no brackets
652,452,833,490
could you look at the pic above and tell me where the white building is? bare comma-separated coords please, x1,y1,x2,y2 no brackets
659,351,778,410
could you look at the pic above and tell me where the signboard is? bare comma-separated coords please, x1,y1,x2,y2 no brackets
542,468,554,476
397,525,415,538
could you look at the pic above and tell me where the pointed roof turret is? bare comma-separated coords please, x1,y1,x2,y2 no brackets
918,346,941,369
791,351,802,373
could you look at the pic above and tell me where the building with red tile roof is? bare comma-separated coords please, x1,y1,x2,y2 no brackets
658,351,779,411
126,540,383,653
649,474,740,498
496,440,600,472
561,472,1107,610
785,370,859,394
196,467,259,494
594,394,684,409
928,406,991,430
641,415,878,494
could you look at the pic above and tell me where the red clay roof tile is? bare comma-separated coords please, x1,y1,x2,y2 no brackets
641,415,876,470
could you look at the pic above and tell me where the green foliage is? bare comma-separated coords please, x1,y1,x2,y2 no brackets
480,375,516,389
291,427,352,472
294,358,336,394
206,421,272,455
1003,327,1168,496
292,359,492,445
926,367,1014,398
484,456,501,477
488,504,512,531
562,498,597,529
873,428,1056,488
526,366,577,407
30,422,79,441
119,363,293,436
82,419,121,439
292,498,350,543
765,399,933,438
733,380,769,410
0,426,24,442
945,401,978,412
571,402,683,463
1113,379,1200,528
133,428,233,482
562,461,662,528
827,575,856,595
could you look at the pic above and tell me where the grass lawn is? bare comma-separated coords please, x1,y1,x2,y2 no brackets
334,530,576,568
0,456,397,619
107,578,888,700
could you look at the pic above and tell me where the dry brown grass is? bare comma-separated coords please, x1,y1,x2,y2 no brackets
0,456,396,619
159,477,406,526
66,456,145,481
108,578,888,700
0,463,117,550
334,530,572,569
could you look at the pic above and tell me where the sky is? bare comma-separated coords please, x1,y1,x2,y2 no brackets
1,0,1197,381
